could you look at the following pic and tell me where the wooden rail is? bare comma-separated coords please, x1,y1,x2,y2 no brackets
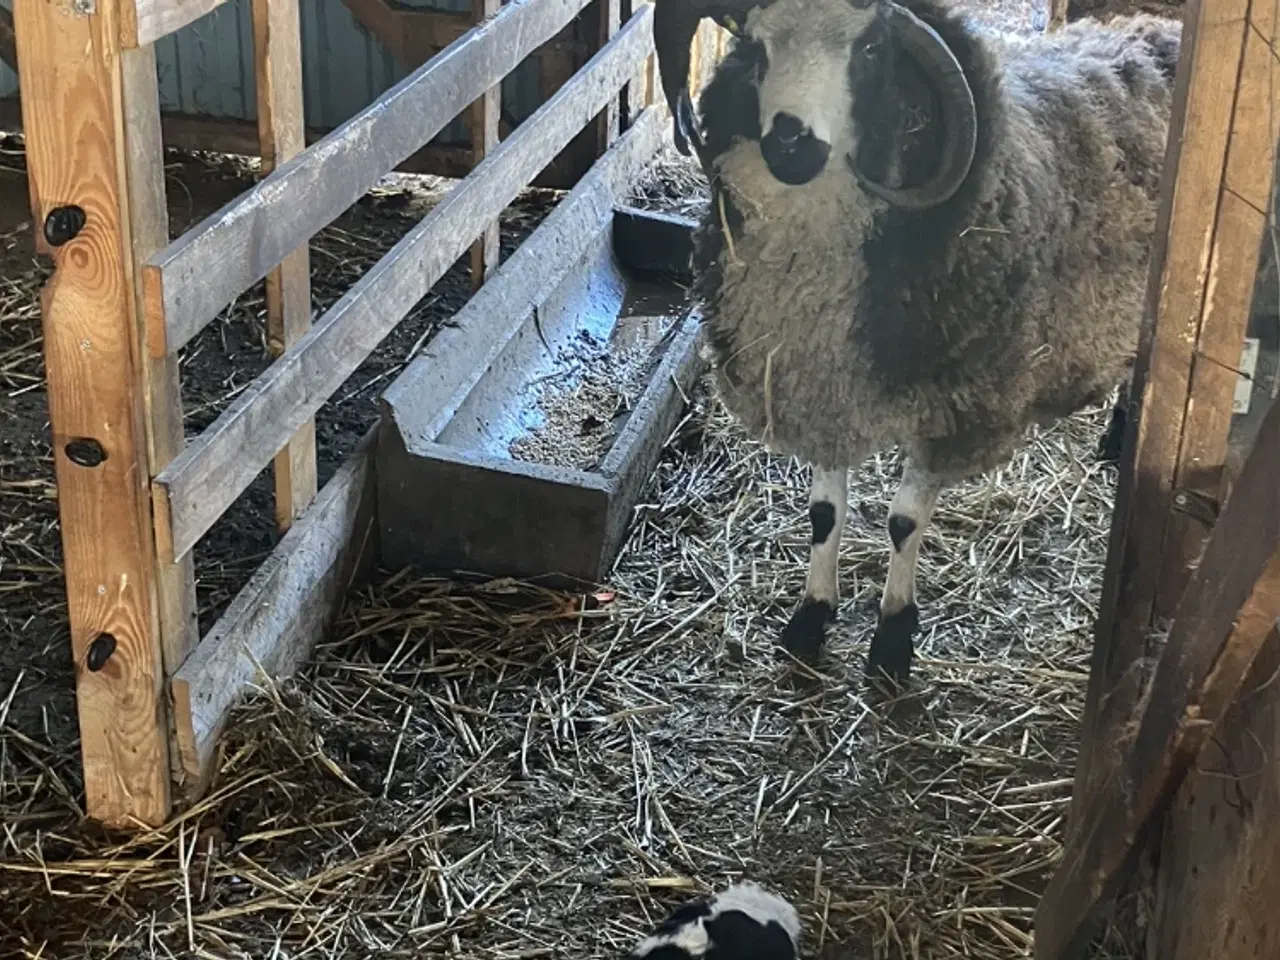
141,0,596,358
173,105,667,778
121,0,228,48
152,4,655,563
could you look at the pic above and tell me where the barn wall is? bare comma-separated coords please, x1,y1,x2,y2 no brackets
0,0,541,143
1,0,14,99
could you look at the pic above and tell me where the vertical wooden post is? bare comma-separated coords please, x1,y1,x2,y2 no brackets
253,0,316,534
1068,0,1251,813
14,0,171,826
469,0,501,291
595,0,622,155
121,43,200,777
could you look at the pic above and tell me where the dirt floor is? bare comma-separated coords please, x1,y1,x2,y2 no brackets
0,0,1190,954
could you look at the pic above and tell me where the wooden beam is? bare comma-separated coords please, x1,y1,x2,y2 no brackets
1151,0,1280,624
253,0,317,535
1067,0,1252,820
1034,394,1280,960
468,0,501,292
151,7,656,563
1147,618,1280,960
141,0,596,358
121,0,229,48
120,45,200,755
171,429,376,783
0,5,17,73
14,0,171,826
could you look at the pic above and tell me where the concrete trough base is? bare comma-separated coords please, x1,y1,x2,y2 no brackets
377,115,705,586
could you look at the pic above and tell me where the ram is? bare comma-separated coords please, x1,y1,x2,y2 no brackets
652,0,1180,684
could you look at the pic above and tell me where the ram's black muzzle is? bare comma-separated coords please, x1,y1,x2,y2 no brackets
761,112,832,185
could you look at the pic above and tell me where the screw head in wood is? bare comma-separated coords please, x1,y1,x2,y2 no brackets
87,633,117,672
43,205,87,247
64,438,107,467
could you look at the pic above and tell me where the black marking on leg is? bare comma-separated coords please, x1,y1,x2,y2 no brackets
780,597,835,664
887,513,916,552
1097,402,1127,464
809,501,836,545
866,603,920,687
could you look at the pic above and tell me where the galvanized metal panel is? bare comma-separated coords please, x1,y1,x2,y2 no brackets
1,0,544,143
0,0,15,100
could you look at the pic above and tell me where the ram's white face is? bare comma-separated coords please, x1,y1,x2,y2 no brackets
738,0,877,185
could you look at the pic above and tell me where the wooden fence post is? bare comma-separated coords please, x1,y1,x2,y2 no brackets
121,41,201,787
470,0,501,290
13,0,173,826
253,0,317,533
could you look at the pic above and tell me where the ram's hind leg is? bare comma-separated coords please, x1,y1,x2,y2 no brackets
780,466,848,664
1097,376,1131,465
867,461,943,686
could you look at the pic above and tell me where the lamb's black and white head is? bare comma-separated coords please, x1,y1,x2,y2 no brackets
627,882,801,960
655,0,984,209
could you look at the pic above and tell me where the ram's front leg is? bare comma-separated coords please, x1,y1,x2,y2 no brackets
867,461,943,686
780,466,848,663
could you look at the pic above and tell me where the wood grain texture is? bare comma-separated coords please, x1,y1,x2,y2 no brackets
253,0,317,533
468,0,500,292
141,0,595,357
172,430,376,782
1035,396,1280,960
122,0,229,47
153,5,655,562
14,0,171,826
1151,0,1280,627
1067,0,1248,822
1150,616,1280,960
120,46,199,701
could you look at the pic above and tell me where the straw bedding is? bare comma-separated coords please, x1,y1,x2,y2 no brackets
0,0,1154,953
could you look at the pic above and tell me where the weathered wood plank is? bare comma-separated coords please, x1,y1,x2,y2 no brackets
1067,0,1249,822
14,0,171,826
1034,394,1280,960
120,46,200,714
253,0,317,534
152,5,656,563
1151,0,1280,628
1148,617,1280,960
142,0,596,357
468,0,501,292
171,430,377,783
122,0,229,48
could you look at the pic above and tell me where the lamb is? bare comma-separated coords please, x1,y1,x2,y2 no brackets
627,881,801,960
651,0,1181,685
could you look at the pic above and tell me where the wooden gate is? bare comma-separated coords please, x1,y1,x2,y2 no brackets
1034,0,1280,955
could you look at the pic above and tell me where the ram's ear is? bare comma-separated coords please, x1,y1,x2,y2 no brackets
653,1,704,155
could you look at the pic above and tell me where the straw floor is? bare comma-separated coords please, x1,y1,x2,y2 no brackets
0,0,1164,953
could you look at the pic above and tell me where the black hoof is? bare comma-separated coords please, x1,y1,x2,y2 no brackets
866,603,919,688
780,598,834,664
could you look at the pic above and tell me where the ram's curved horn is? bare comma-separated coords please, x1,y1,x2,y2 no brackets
653,0,706,156
853,2,978,209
